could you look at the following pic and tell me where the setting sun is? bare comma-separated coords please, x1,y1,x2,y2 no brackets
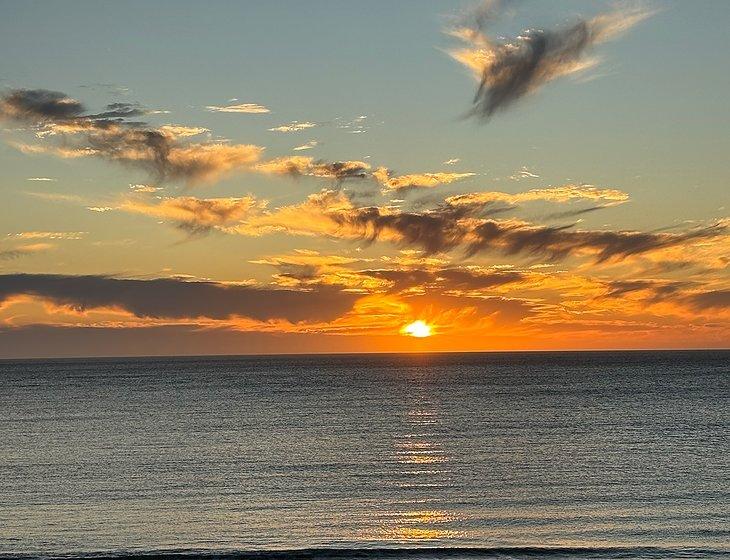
402,320,433,338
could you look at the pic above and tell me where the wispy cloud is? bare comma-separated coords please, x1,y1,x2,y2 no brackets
686,289,730,311
119,195,263,235
447,1,653,119
336,115,369,134
0,243,53,260
129,184,162,193
7,231,86,240
509,167,540,181
269,121,317,133
130,189,725,265
0,89,264,185
157,124,209,137
293,140,318,151
446,184,629,207
25,191,87,204
374,168,476,193
254,156,371,180
206,103,270,114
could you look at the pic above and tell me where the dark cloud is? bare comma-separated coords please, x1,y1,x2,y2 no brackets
86,102,148,120
335,204,474,254
362,267,524,292
331,199,727,262
0,89,84,121
274,264,321,282
540,205,608,220
315,160,371,180
448,3,651,119
601,279,693,301
0,89,262,184
466,220,726,262
0,274,358,323
437,267,524,290
121,189,727,264
473,22,596,118
686,289,730,311
599,280,730,313
361,268,436,291
255,156,372,181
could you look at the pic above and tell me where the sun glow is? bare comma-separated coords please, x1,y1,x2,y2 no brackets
402,320,433,338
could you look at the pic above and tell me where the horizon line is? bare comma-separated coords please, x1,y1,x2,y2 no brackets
2,347,729,362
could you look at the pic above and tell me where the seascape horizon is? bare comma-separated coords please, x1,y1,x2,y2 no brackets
1,1,729,557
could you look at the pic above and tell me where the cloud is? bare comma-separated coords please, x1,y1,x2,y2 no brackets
600,279,693,301
0,89,264,185
206,103,270,114
254,156,371,180
254,158,475,191
509,167,540,180
316,193,725,263
153,143,263,184
446,184,629,208
249,250,379,290
157,125,209,138
0,243,52,260
686,290,730,311
404,291,537,327
248,251,521,297
129,184,162,193
362,266,525,292
447,2,653,119
139,189,725,264
79,83,131,96
293,140,318,151
0,89,84,121
26,177,56,182
85,101,149,120
0,274,359,323
336,115,370,134
119,195,264,235
7,231,86,240
25,191,87,204
466,219,726,262
597,279,730,315
374,167,476,193
268,121,317,132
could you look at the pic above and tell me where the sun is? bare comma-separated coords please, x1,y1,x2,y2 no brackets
402,320,433,338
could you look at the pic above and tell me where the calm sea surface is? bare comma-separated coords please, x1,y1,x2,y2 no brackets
0,351,728,559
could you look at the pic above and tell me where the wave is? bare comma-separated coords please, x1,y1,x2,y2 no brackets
2,547,728,560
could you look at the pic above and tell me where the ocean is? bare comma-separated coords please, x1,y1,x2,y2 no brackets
0,351,728,560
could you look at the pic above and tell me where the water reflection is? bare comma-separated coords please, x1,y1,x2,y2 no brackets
373,382,464,543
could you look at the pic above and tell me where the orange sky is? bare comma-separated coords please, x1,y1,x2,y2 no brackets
0,1,728,357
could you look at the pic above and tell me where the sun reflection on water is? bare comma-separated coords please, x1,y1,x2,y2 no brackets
369,387,464,543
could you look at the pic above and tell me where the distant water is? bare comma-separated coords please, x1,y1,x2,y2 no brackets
0,351,728,560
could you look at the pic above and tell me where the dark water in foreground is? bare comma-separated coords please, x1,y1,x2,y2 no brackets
0,351,728,559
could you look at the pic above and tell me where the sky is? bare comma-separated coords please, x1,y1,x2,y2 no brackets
0,0,728,357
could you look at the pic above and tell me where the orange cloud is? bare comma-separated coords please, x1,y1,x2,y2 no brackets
374,167,476,192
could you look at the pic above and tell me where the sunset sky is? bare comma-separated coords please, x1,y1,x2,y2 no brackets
1,0,728,357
